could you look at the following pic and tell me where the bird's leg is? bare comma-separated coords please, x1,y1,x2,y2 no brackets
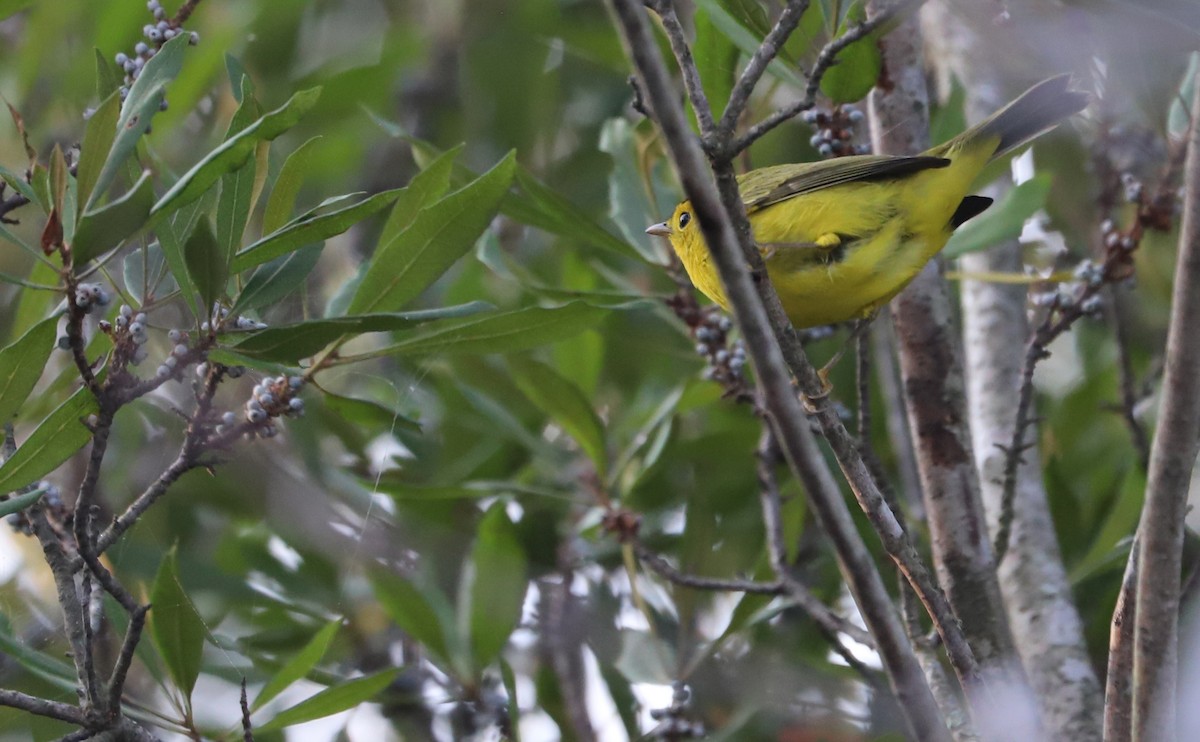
800,313,877,414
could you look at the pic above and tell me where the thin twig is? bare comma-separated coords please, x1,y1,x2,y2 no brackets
241,677,255,742
716,0,812,141
1104,538,1137,742
0,689,84,724
634,540,786,596
651,3,717,137
729,0,920,156
107,605,149,715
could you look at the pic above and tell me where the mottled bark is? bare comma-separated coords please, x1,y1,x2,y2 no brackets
867,6,1029,715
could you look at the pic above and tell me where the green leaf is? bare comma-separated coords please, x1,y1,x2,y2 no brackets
598,118,671,264
231,189,399,273
231,302,493,363
0,165,39,210
944,174,1051,257
0,613,77,690
150,547,207,700
94,48,122,99
159,190,217,316
262,136,322,235
0,317,57,424
322,392,422,435
253,620,341,712
383,144,461,236
0,486,45,518
75,91,121,212
151,87,322,222
72,170,154,265
182,217,225,312
363,302,609,360
348,151,517,314
124,240,177,306
463,503,527,668
371,571,451,666
87,34,190,212
215,77,261,269
258,669,400,731
0,385,99,495
233,244,322,313
0,0,34,22
510,357,607,475
820,6,882,104
693,7,740,118
694,0,804,90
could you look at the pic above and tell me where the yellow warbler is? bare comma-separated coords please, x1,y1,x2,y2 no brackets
647,75,1087,330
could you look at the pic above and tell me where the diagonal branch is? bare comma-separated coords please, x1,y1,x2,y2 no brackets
607,3,952,739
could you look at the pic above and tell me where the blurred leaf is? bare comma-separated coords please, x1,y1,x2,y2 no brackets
693,7,740,118
151,87,323,222
215,76,261,269
944,174,1051,257
124,241,176,306
0,165,38,209
614,630,674,683
348,151,516,314
0,485,44,518
233,244,322,313
1169,52,1199,138
510,356,607,475
257,669,400,731
500,659,521,742
93,48,121,98
363,302,609,360
322,391,422,435
930,75,967,147
0,0,34,22
231,301,493,362
159,190,217,318
383,144,461,235
463,503,527,668
820,6,882,103
75,91,120,214
252,620,341,712
231,188,399,273
371,571,452,667
0,613,77,691
262,136,322,235
183,217,225,312
694,0,804,89
599,119,669,263
0,316,56,423
72,170,154,265
87,34,189,212
0,384,99,495
150,546,206,700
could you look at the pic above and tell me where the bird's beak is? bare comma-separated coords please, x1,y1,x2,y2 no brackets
645,222,671,237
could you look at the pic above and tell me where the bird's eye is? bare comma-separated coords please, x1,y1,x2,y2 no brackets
678,212,691,228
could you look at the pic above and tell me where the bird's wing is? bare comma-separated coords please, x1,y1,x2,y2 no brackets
741,155,951,212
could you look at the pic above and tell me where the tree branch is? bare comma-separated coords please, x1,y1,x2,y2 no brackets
1132,83,1200,742
0,689,84,724
607,3,951,738
1105,539,1138,742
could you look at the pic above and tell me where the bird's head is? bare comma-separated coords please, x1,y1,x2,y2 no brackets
645,201,702,260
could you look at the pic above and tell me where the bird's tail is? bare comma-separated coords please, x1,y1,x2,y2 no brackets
953,75,1089,160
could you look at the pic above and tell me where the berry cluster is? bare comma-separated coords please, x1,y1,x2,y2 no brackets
692,310,747,384
104,304,152,366
228,375,305,439
113,1,199,105
802,104,869,158
73,282,112,314
201,303,268,334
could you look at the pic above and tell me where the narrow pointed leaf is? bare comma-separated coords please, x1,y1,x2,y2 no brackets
233,244,322,313
348,151,516,314
231,189,399,273
87,34,189,211
182,218,225,312
262,136,322,235
370,571,451,666
0,317,57,424
150,547,206,699
252,620,341,712
464,504,527,667
364,302,609,359
0,486,44,518
0,385,100,496
215,76,261,266
510,357,607,475
151,87,322,221
258,669,400,731
72,170,154,265
76,91,120,212
231,301,493,363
